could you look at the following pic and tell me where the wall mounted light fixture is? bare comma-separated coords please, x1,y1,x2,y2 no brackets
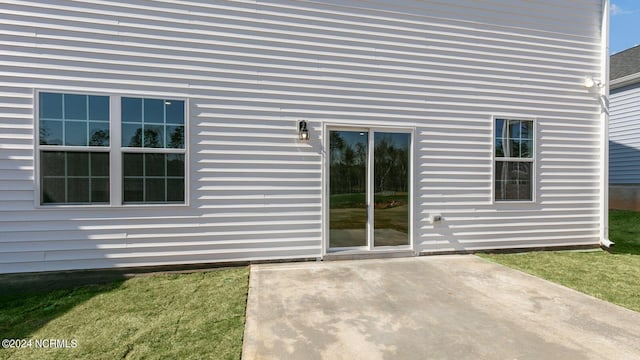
298,120,309,141
584,76,604,89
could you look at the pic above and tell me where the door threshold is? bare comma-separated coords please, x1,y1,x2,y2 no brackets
323,249,416,261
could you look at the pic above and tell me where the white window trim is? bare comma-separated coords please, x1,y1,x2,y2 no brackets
34,90,190,208
491,115,537,204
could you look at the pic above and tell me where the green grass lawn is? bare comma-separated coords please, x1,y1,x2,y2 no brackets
479,210,640,312
0,267,249,360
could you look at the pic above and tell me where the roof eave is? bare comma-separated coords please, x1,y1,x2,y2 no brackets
610,72,640,90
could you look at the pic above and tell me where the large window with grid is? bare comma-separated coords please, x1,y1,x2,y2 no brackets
494,118,534,202
37,92,186,206
121,97,185,203
39,93,111,204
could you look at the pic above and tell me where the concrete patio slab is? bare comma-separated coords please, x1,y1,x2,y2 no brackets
242,255,640,360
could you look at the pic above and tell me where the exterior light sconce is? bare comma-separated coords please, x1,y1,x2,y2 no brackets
298,120,310,141
584,77,604,89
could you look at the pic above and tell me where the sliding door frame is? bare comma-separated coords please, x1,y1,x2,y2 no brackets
322,124,415,255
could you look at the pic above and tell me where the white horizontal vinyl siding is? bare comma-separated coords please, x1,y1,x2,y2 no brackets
0,0,604,273
610,83,640,184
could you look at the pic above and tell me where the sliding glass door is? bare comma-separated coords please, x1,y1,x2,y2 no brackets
328,128,411,250
373,132,410,247
328,130,368,248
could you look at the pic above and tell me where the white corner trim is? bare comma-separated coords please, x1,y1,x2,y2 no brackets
600,0,613,248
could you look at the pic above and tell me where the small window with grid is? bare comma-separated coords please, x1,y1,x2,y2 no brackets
494,119,534,202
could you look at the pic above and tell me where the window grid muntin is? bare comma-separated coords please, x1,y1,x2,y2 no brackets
121,97,185,149
39,93,110,147
40,150,110,204
122,153,185,203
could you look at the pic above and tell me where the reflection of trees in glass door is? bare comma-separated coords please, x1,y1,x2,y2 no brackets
329,130,368,248
329,129,411,249
373,132,410,247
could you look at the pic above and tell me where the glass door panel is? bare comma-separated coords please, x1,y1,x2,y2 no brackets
373,132,410,247
329,130,368,248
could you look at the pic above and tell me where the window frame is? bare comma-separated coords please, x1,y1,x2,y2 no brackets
34,90,189,208
492,115,537,204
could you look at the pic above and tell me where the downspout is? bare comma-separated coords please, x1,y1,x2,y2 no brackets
600,0,614,248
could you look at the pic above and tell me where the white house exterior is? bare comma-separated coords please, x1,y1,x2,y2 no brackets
609,45,640,211
1,0,611,274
